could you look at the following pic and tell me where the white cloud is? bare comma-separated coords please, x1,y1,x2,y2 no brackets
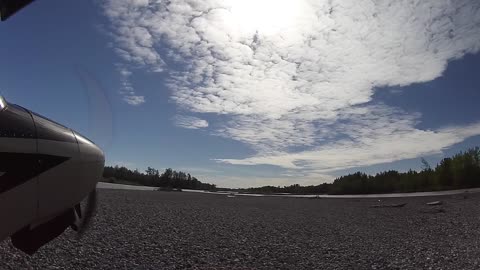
217,121,480,172
117,65,146,105
174,115,209,129
103,0,480,180
123,95,145,106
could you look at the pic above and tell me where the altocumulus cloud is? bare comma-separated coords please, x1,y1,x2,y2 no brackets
117,65,146,105
174,115,209,129
103,0,480,176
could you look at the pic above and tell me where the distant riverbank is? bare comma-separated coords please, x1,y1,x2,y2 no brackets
97,182,480,198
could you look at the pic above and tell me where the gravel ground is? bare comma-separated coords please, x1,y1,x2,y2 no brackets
2,189,480,269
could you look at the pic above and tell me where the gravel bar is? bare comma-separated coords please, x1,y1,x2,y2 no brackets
2,189,480,269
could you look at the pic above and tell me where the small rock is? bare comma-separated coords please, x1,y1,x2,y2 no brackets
370,203,407,208
426,201,442,206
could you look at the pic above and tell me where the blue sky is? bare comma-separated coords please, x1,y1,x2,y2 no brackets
1,0,480,188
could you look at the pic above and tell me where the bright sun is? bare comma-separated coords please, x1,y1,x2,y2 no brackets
225,0,302,36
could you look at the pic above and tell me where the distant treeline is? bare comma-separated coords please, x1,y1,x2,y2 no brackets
239,147,480,195
103,166,216,190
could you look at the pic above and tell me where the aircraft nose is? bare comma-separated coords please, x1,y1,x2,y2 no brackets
72,131,105,195
73,132,105,163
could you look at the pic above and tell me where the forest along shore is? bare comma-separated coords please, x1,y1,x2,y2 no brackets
97,182,480,198
1,189,480,269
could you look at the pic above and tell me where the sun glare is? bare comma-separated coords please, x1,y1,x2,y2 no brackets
225,0,302,36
